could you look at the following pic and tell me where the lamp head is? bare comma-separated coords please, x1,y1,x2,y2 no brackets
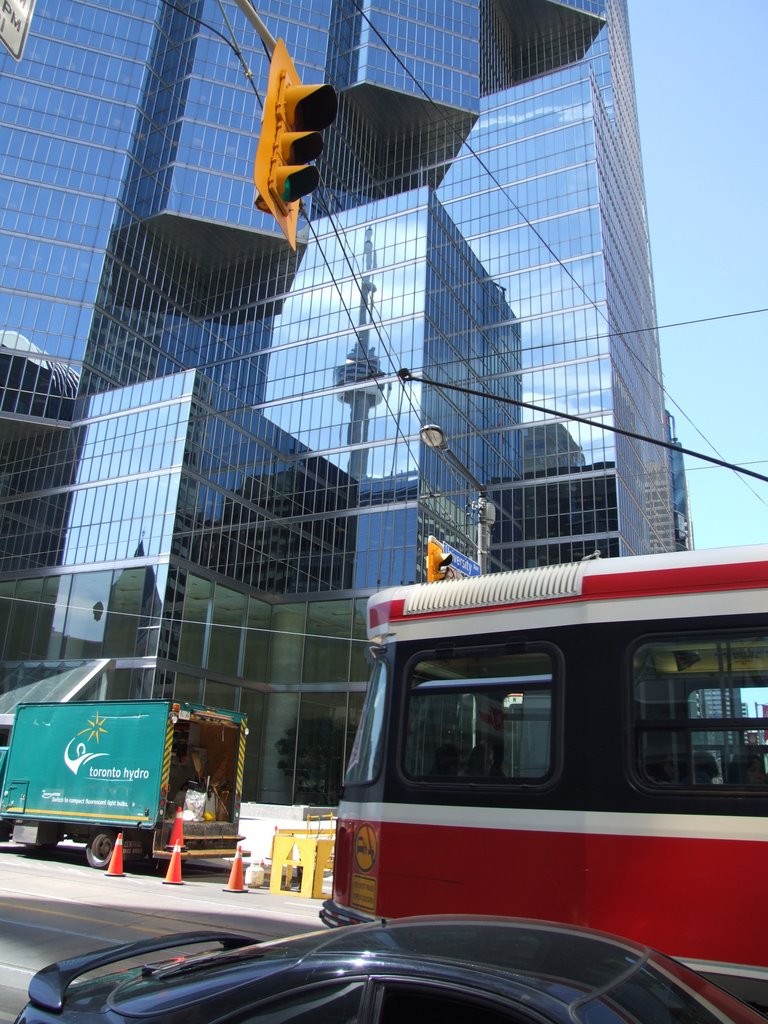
420,424,448,450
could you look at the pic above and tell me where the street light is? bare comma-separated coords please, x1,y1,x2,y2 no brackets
419,423,495,574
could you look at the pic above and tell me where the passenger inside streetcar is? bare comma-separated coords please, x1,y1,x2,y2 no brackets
489,743,506,777
644,753,676,783
684,752,721,785
462,744,487,776
430,743,460,775
726,752,768,785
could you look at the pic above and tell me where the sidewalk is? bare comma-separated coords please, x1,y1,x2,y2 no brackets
238,803,335,851
236,805,334,861
221,804,336,906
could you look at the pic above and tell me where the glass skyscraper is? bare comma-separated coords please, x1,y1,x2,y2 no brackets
0,0,678,803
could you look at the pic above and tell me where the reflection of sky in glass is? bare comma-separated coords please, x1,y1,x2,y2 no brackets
61,375,191,565
339,3,480,111
743,691,768,719
51,572,110,645
259,195,431,478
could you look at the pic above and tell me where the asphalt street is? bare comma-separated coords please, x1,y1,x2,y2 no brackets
0,840,327,1022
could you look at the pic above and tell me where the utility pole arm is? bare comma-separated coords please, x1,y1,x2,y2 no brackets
232,0,277,54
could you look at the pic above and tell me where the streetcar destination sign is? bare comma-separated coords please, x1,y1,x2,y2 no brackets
1,0,36,60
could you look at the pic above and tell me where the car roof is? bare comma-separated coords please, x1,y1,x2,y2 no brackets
287,915,648,983
91,917,651,1019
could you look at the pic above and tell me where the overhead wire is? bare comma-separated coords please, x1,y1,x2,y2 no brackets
686,460,768,474
167,1,766,527
154,0,428,590
0,593,370,645
190,0,427,479
397,369,768,487
343,0,764,509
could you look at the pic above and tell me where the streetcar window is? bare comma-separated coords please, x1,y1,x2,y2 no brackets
403,649,555,784
632,633,768,789
344,658,388,785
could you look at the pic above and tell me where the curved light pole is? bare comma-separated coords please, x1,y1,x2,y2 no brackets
419,424,495,574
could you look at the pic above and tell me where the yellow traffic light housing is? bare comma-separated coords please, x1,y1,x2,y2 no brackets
253,39,337,249
426,536,453,582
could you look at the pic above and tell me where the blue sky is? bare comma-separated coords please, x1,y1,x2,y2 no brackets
627,1,768,550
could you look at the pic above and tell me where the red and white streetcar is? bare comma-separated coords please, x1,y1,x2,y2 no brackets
323,544,768,1006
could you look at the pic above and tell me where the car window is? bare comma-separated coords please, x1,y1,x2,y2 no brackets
575,962,725,1024
231,980,365,1024
377,984,540,1024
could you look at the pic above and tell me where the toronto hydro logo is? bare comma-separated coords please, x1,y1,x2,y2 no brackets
64,711,109,775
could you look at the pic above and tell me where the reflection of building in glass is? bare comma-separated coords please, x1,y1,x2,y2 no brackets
0,332,79,422
665,412,692,550
0,0,682,803
522,424,586,478
334,227,385,482
516,422,617,560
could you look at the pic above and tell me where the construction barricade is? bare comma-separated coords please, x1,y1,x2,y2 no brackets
269,814,334,899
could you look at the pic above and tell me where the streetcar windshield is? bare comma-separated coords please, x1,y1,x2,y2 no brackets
344,658,388,785
403,647,556,783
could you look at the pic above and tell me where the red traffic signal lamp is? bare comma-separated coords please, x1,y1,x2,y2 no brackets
253,38,337,250
426,536,453,582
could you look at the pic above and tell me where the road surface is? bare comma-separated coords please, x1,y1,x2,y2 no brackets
0,841,325,1021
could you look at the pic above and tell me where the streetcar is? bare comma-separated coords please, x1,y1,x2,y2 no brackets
322,543,768,1006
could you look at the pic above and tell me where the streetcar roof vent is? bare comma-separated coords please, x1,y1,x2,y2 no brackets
368,544,768,637
403,561,587,615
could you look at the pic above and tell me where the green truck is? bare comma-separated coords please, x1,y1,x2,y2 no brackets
0,699,248,868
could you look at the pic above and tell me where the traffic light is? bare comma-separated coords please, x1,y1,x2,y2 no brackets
426,536,453,582
253,38,337,250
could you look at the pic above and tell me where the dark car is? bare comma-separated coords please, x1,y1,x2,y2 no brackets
14,916,765,1024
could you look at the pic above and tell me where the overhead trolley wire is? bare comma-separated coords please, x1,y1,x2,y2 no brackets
397,368,768,487
166,0,767,520
343,0,764,506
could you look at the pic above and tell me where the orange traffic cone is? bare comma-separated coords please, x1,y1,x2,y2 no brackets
106,832,125,877
162,840,184,885
223,846,248,894
167,806,185,851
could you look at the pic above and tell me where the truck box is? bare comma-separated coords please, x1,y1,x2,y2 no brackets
0,700,247,868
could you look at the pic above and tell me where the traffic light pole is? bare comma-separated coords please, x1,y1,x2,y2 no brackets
420,424,495,574
474,494,495,575
232,0,276,54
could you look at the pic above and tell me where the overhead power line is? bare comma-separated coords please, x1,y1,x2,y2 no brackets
397,369,768,487
174,0,766,515
344,0,763,505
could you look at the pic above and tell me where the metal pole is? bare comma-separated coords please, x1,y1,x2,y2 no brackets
476,495,487,575
475,494,496,574
419,424,495,574
231,0,277,54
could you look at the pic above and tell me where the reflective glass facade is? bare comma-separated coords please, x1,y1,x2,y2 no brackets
0,0,678,803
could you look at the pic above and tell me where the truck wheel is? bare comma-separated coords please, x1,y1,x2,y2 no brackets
86,830,117,869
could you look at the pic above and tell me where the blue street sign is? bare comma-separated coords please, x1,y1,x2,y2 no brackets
441,540,480,577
